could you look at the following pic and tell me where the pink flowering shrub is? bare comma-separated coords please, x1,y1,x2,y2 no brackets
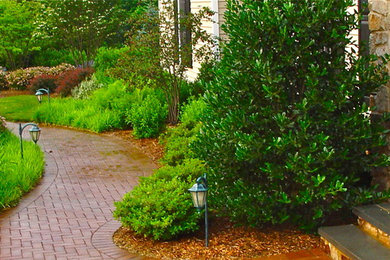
6,63,75,90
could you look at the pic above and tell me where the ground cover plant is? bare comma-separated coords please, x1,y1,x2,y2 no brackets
0,128,44,210
0,95,41,122
193,0,390,231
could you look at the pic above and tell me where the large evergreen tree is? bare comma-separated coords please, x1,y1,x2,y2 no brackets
194,0,390,230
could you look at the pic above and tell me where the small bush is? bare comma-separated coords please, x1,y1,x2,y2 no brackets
72,74,104,99
114,159,205,240
94,46,130,73
126,93,167,138
180,98,207,128
28,74,58,94
159,98,206,166
56,67,94,97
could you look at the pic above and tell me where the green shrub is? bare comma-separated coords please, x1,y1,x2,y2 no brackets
0,130,44,209
193,0,390,230
72,74,104,99
159,98,205,166
94,46,130,73
114,159,205,240
126,91,167,138
180,98,207,128
32,49,75,67
92,80,132,111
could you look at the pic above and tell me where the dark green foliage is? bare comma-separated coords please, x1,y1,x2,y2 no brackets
31,49,75,67
113,159,205,240
193,0,390,230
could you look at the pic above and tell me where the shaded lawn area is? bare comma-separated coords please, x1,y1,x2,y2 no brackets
0,95,47,122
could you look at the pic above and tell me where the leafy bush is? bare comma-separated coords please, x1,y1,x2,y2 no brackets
32,49,75,67
6,63,75,90
126,92,167,138
72,74,104,99
0,130,44,209
56,67,94,97
114,159,205,240
94,46,130,73
193,0,390,230
28,74,58,93
160,98,206,166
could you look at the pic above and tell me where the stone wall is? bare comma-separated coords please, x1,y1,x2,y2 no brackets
369,0,390,189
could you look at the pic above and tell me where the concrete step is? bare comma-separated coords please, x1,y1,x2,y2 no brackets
319,224,390,260
353,203,390,247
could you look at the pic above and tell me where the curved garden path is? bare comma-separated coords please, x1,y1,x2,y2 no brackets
0,122,156,259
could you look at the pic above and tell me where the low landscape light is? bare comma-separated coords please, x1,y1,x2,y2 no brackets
188,174,209,247
35,88,50,104
19,123,41,158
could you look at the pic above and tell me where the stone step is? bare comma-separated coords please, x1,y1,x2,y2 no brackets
318,224,390,260
353,203,390,247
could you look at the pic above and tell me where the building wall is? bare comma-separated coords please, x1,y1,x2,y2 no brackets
368,0,390,189
185,0,225,81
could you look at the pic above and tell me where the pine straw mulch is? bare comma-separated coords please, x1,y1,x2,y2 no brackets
113,217,321,259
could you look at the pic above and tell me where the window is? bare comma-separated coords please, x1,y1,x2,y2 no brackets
176,0,193,67
359,0,369,56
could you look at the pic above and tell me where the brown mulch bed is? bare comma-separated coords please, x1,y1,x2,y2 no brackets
0,90,30,97
113,218,321,259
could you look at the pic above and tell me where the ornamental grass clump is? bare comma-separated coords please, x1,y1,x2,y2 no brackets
0,130,44,209
193,0,390,231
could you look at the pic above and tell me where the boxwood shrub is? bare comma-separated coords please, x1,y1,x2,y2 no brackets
114,159,205,240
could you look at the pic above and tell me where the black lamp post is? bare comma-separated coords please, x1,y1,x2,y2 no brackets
35,88,50,104
188,174,209,247
19,123,41,159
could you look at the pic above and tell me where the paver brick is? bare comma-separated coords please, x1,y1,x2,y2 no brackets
0,123,156,259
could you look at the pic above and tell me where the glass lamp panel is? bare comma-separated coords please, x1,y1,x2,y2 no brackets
190,191,200,208
196,191,206,208
29,129,41,143
37,94,42,102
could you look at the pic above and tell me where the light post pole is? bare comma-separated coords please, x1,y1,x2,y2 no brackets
188,174,209,247
35,88,50,104
19,123,41,159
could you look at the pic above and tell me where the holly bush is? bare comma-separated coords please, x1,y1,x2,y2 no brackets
193,0,390,230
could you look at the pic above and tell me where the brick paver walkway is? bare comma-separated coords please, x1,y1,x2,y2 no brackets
0,123,156,259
